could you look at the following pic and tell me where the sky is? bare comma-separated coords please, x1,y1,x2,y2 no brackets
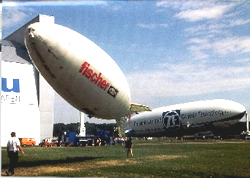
2,0,250,124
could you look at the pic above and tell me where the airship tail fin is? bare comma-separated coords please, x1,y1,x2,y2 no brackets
130,103,151,112
115,104,151,137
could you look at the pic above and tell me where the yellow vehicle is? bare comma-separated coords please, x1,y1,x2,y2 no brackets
19,138,36,147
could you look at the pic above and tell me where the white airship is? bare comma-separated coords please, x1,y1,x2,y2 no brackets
24,22,150,120
125,99,247,137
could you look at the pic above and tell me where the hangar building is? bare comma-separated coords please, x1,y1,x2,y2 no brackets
1,15,55,146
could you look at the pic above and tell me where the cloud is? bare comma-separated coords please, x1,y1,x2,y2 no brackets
138,23,157,29
175,5,231,22
155,1,248,61
229,19,250,27
187,38,208,44
187,36,250,59
2,7,33,29
156,1,234,13
127,62,250,104
213,37,250,55
137,23,169,29
159,24,168,28
131,2,250,105
157,1,235,22
185,18,250,38
236,58,250,63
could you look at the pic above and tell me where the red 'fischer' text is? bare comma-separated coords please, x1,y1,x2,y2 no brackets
79,61,110,91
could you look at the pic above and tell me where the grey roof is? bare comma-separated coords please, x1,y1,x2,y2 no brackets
2,40,33,65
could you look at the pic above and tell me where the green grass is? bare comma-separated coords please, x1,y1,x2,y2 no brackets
2,139,250,177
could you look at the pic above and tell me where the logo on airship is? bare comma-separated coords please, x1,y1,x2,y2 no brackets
162,110,181,131
79,61,110,91
107,86,119,98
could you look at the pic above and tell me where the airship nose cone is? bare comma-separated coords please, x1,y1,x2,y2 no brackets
27,27,35,38
230,100,246,114
216,99,245,117
25,23,49,42
26,23,39,38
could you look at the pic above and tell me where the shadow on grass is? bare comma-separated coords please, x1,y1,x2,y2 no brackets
2,156,103,169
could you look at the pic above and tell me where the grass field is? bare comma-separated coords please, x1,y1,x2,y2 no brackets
1,139,250,177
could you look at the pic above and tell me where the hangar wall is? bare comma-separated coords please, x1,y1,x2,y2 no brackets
1,15,55,146
1,61,40,145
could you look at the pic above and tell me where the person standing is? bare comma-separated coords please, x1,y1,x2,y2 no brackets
6,132,25,176
125,137,134,158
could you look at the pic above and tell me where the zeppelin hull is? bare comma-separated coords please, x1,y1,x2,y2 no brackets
126,99,246,137
24,22,131,119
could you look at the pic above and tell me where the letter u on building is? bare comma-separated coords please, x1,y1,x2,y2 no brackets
1,78,20,92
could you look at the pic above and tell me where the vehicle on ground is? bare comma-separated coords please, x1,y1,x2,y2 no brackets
113,137,125,145
39,138,57,147
19,138,36,147
194,131,214,139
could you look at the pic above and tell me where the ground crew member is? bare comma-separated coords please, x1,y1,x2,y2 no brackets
125,137,134,158
6,132,25,176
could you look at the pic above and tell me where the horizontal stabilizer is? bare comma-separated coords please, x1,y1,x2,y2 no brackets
130,103,151,112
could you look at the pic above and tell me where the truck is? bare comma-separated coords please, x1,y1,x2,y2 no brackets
58,131,76,146
58,130,111,147
19,138,36,147
95,130,111,146
194,131,215,139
